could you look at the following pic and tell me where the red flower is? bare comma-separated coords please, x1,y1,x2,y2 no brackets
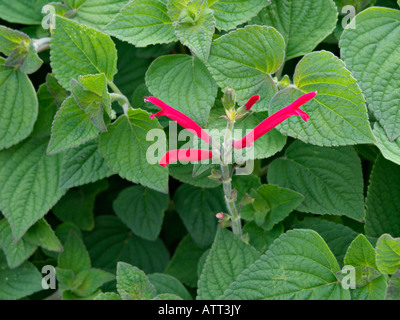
233,91,317,150
145,97,211,145
159,149,213,167
245,95,260,111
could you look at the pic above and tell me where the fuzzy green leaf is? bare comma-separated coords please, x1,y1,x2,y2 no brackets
0,252,42,300
222,229,350,300
365,155,400,238
51,16,117,89
268,141,365,220
72,0,130,30
0,220,37,268
116,262,156,300
113,186,169,241
208,26,285,112
0,59,38,150
58,231,91,274
104,0,177,47
374,122,400,166
376,234,400,275
148,273,192,300
340,7,400,141
0,136,65,240
251,0,338,60
173,184,225,248
197,228,261,300
0,0,50,25
269,51,375,146
48,96,100,155
99,108,168,193
59,139,114,189
146,54,217,126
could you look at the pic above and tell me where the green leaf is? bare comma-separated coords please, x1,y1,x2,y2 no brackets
72,0,130,30
104,0,177,47
59,139,114,189
116,262,156,300
65,0,87,9
197,228,261,300
268,140,365,220
156,293,182,300
208,26,285,112
99,108,168,193
334,0,376,12
344,234,377,269
94,292,122,300
165,234,206,287
251,0,338,60
146,54,217,126
0,0,51,25
340,7,400,141
241,184,304,230
270,51,375,146
0,252,42,300
386,269,400,300
51,16,117,90
148,273,192,300
174,184,225,248
84,216,170,274
211,0,268,31
169,0,268,31
113,186,169,241
343,234,387,300
293,217,358,266
33,84,59,138
0,220,37,268
365,155,400,238
0,26,29,56
0,59,38,150
374,122,400,166
24,219,63,252
173,1,215,61
242,222,283,253
48,96,100,155
46,74,69,107
222,229,350,300
71,73,112,132
0,136,65,240
72,268,115,297
376,234,400,275
56,267,77,291
169,162,221,188
58,231,91,274
53,180,109,231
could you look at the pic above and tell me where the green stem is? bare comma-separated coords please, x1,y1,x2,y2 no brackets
33,37,51,53
108,82,131,115
220,120,243,239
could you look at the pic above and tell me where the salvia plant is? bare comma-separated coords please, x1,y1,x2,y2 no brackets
0,0,399,302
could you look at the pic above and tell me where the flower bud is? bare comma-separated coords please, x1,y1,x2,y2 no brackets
222,87,236,111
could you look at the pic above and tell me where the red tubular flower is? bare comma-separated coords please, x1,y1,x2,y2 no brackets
233,91,317,150
159,149,213,167
245,95,260,111
145,97,211,145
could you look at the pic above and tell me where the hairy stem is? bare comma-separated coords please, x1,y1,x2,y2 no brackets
33,37,51,53
220,120,243,239
108,82,131,115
